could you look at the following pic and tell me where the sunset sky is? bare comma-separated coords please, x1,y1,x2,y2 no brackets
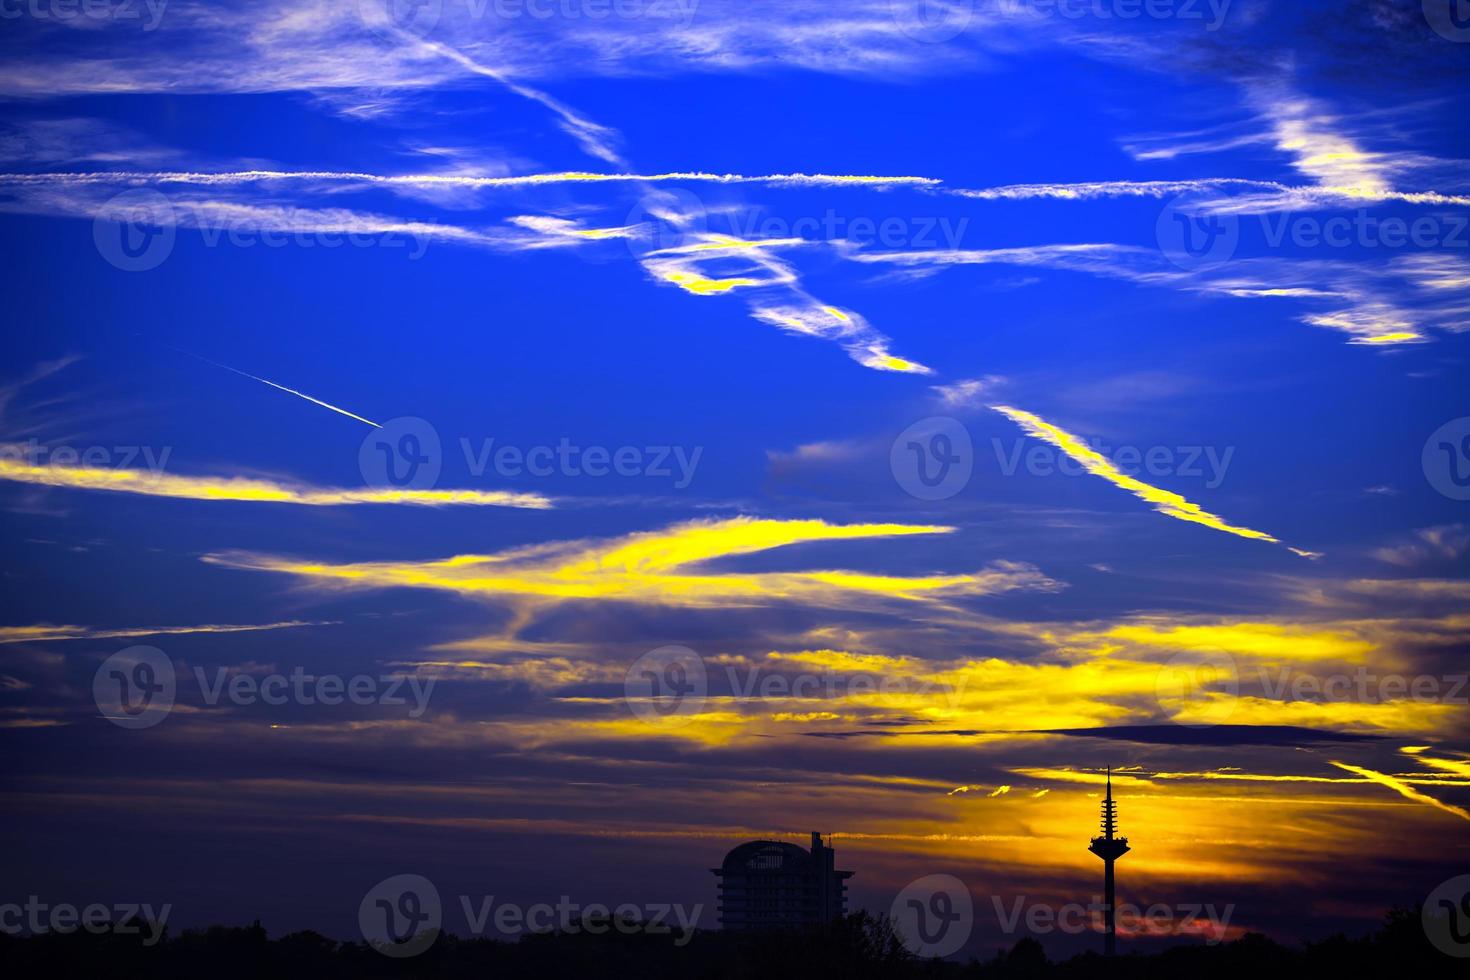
2,0,1469,959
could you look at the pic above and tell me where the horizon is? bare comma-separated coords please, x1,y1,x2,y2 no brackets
1,0,1469,966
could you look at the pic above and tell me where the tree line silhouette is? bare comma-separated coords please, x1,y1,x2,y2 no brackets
0,906,1458,979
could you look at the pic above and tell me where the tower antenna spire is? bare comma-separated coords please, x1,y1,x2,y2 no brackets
1088,767,1130,956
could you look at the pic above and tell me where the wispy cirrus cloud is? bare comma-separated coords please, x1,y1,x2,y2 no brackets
0,620,333,645
844,240,1466,345
0,453,551,508
639,228,933,374
203,515,1057,609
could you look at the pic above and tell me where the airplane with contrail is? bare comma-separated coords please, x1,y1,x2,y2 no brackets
159,342,380,428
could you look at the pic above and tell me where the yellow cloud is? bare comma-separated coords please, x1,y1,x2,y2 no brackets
991,405,1306,554
1330,761,1470,822
204,516,1055,608
1406,751,1470,780
0,455,550,508
1097,621,1375,663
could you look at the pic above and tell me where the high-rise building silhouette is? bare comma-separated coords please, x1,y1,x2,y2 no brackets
711,832,852,929
1087,768,1130,956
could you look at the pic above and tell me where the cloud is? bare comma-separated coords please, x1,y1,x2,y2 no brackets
2,170,939,373
0,620,333,645
0,1,1049,100
402,32,629,166
0,169,941,192
1373,524,1470,567
1329,761,1470,822
0,452,551,508
203,516,1057,610
1038,725,1380,747
844,241,1463,346
989,405,1313,555
639,229,933,373
949,177,1470,210
932,376,1005,409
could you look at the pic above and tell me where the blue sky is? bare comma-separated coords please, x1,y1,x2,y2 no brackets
1,0,1469,959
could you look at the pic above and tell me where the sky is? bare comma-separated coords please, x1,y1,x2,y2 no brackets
1,0,1469,960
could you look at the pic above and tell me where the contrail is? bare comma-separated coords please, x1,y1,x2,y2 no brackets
1330,761,1470,822
991,404,1318,557
161,343,380,427
0,170,942,189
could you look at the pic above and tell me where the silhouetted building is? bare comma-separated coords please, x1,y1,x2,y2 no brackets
1087,768,1130,956
712,832,853,929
